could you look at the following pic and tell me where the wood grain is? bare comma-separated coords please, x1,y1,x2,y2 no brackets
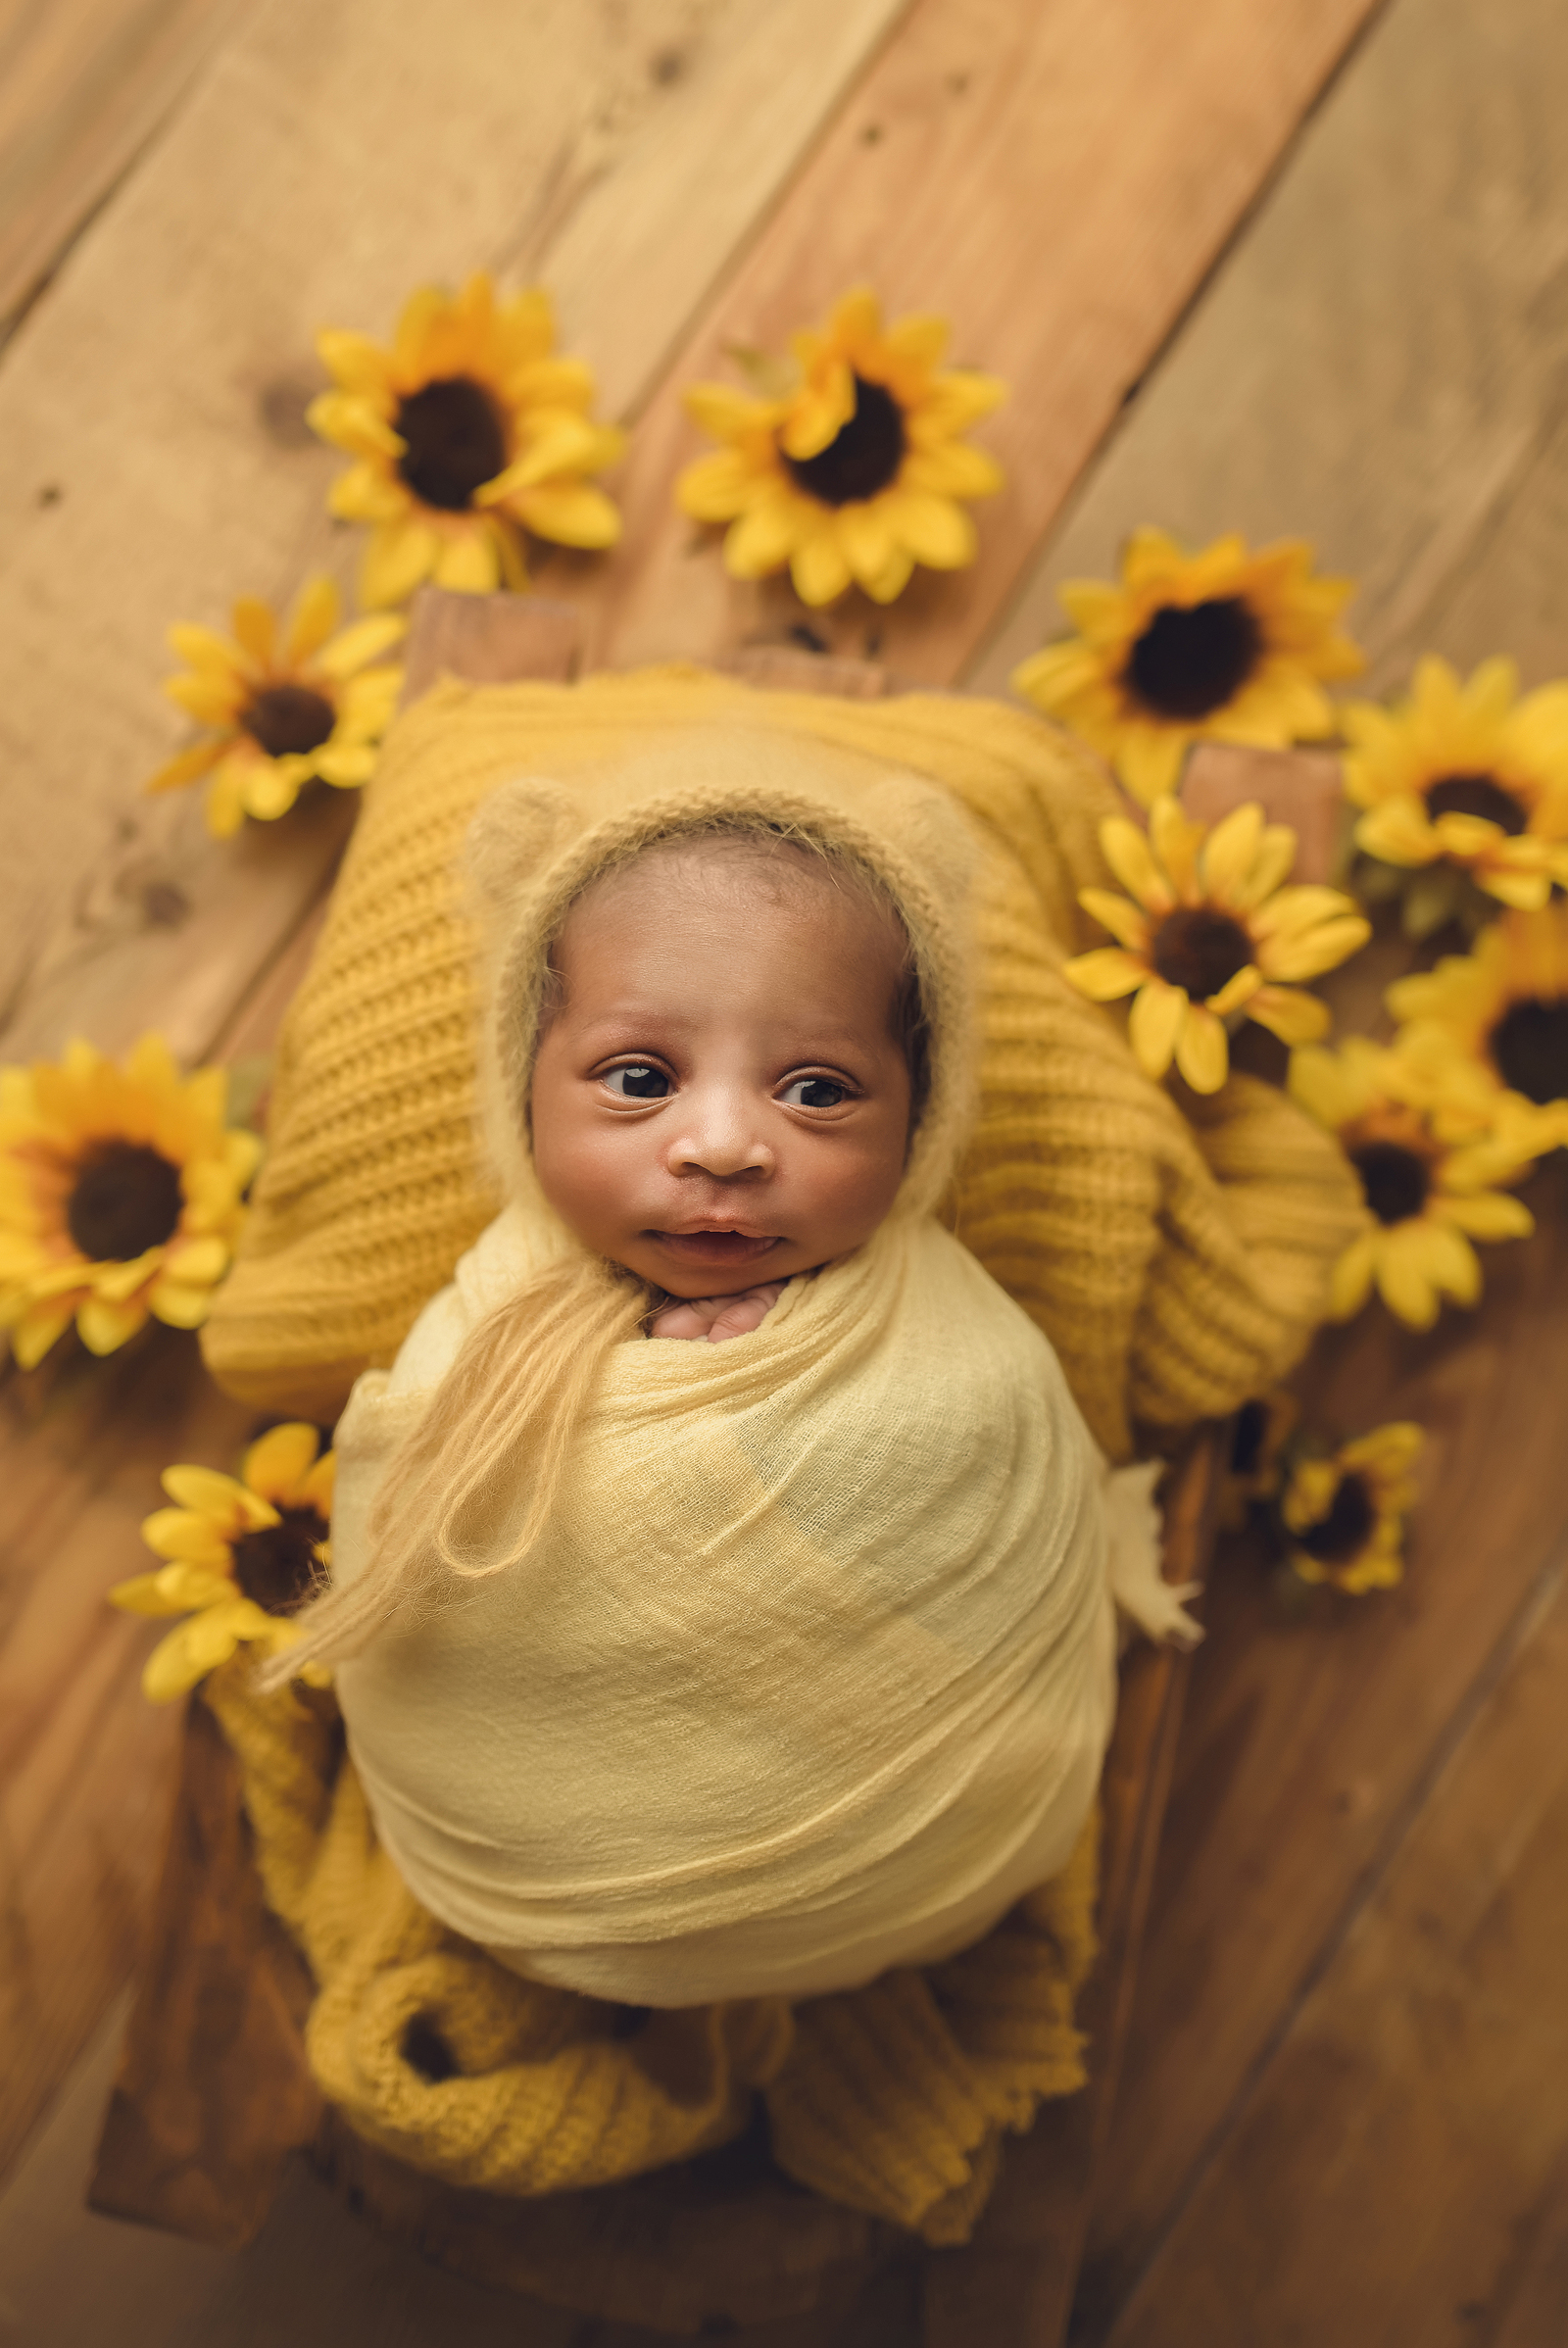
583,0,1381,683
966,0,1568,706
1072,1153,1568,2342
0,0,249,338
0,0,909,1046
1105,1566,1568,2348
933,0,1568,2330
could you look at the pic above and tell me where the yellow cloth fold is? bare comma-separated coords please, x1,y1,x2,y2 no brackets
205,1657,1098,2243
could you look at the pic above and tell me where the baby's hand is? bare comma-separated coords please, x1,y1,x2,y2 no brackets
649,1283,786,1344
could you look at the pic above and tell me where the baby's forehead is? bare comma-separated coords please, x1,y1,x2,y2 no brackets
562,831,903,948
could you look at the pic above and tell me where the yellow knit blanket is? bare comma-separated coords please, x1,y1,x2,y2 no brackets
206,1656,1098,2245
194,668,1358,2237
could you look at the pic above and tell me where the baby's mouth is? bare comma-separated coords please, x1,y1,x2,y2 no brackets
649,1228,782,1267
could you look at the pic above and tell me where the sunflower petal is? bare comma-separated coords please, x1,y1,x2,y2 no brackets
1328,1230,1377,1319
1174,1003,1230,1094
513,482,622,549
1062,948,1148,1003
361,521,439,609
284,576,340,664
1078,888,1151,953
1100,817,1172,912
313,613,405,680
790,531,853,609
243,1421,321,1504
1128,979,1188,1078
1248,985,1331,1046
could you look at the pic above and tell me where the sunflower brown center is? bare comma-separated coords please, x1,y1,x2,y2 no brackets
1297,1470,1377,1565
231,1505,328,1617
782,375,906,507
1349,1141,1431,1224
67,1143,183,1261
1424,773,1528,835
1125,597,1263,720
396,376,508,511
242,683,336,758
1490,999,1568,1105
1151,905,1253,999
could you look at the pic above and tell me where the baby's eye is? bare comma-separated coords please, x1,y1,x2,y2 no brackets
603,1064,670,1100
779,1075,848,1109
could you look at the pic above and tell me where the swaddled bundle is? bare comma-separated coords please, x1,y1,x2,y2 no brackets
310,729,1144,2005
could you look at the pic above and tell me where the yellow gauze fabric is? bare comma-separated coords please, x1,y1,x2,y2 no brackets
205,1653,1098,2245
201,667,1361,1455
332,1208,1115,2003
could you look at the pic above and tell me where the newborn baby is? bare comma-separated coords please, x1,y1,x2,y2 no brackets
296,731,1187,2006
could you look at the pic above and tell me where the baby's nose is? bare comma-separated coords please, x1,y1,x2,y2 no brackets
664,1089,772,1178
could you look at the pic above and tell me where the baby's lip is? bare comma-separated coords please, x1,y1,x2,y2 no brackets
649,1228,782,1264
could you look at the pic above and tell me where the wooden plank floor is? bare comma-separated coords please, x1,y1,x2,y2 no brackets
3,0,1567,2340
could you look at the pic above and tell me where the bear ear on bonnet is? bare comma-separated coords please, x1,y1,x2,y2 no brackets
465,775,577,920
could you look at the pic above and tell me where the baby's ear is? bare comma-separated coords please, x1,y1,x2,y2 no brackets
465,775,577,913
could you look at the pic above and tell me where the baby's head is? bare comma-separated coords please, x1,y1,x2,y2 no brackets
529,827,926,1297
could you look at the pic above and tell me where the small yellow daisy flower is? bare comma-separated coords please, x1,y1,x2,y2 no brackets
148,577,404,840
0,1034,261,1368
1012,528,1364,806
309,272,625,609
1289,1037,1538,1329
1065,799,1370,1093
1387,905,1568,1151
1345,656,1568,926
1281,1422,1424,1595
676,286,1005,608
110,1423,334,1702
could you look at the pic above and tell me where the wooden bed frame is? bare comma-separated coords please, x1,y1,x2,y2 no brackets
85,590,1239,2342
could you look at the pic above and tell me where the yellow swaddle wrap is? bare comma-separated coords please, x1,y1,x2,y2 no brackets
331,730,1117,2002
334,1209,1114,2003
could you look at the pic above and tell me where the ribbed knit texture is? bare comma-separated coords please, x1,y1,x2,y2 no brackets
202,667,1360,1454
205,1658,1096,2242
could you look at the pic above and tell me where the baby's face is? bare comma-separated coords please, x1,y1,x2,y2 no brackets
529,844,913,1297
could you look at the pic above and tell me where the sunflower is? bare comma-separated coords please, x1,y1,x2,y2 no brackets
1288,1036,1538,1329
1345,657,1568,931
1386,906,1568,1151
148,578,405,839
1012,528,1364,806
1218,1389,1299,1533
675,287,1005,608
1065,799,1370,1093
110,1423,334,1701
1280,1422,1423,1596
309,272,625,609
0,1034,261,1367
